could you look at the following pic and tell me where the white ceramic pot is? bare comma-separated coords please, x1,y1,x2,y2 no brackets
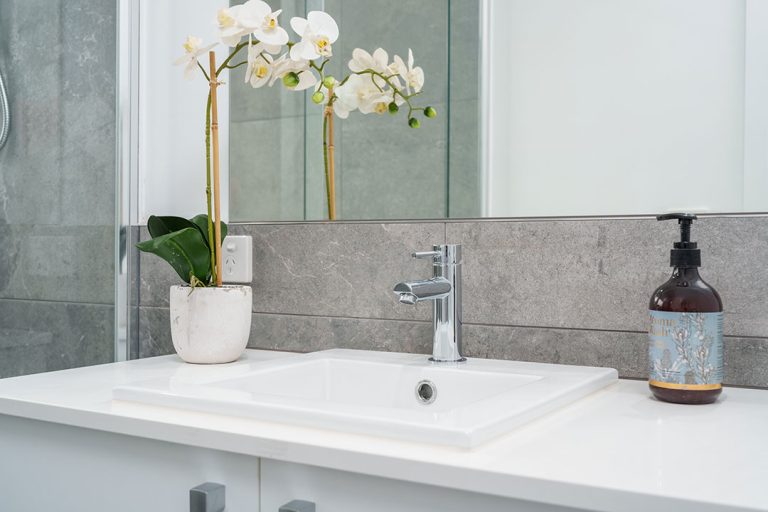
169,285,252,364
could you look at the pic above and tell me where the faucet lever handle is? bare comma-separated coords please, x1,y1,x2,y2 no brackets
412,250,442,262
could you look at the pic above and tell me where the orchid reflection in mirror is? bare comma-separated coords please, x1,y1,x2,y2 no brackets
174,1,437,220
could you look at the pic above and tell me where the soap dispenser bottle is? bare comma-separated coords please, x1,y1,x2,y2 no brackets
649,214,723,404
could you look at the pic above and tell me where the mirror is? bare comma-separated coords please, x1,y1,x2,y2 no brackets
140,1,768,222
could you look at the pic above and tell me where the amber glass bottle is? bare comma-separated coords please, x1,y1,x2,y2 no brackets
648,214,723,404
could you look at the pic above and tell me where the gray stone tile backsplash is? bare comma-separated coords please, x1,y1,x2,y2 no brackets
448,217,768,337
137,215,768,388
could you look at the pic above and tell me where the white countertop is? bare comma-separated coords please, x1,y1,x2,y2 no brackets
0,350,765,512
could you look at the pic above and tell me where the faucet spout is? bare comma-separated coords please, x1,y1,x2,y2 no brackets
393,278,451,304
393,245,464,363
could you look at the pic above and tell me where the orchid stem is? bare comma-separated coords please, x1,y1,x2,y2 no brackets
205,91,216,284
322,107,332,220
197,62,211,82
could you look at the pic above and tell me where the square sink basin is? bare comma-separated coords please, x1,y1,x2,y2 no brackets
113,349,617,448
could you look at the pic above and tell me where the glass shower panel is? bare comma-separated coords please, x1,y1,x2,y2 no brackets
0,0,117,378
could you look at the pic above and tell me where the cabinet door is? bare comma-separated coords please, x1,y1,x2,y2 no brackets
261,459,583,512
0,414,260,512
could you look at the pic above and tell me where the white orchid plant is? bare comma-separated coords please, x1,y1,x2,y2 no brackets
176,0,437,221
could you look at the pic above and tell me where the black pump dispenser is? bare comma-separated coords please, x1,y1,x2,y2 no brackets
657,213,701,268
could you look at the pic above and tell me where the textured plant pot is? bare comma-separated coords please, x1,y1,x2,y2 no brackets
169,285,252,364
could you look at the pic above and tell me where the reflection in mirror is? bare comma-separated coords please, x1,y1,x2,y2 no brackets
228,0,481,222
228,0,768,221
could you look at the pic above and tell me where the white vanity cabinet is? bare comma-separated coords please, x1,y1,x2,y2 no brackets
0,414,583,512
0,415,261,512
260,460,582,512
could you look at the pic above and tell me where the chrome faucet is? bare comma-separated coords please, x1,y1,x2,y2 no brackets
394,244,465,363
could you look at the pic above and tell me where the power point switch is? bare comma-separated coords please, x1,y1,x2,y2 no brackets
221,235,252,284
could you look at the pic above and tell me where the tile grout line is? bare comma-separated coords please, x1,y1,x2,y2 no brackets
134,305,768,340
0,297,114,308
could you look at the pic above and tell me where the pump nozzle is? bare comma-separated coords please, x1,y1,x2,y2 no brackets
657,213,700,268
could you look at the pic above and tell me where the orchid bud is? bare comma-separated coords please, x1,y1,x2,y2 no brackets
322,76,335,89
312,91,325,104
282,72,300,88
388,102,399,115
424,106,437,118
408,117,420,129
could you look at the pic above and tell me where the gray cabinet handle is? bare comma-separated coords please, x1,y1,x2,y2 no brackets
190,482,226,512
279,499,316,512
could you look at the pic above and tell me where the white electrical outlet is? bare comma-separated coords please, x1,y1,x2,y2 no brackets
222,235,252,284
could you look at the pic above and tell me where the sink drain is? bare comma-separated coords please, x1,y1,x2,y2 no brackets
415,380,437,404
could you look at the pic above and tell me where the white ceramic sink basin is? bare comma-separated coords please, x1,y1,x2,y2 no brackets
113,349,617,447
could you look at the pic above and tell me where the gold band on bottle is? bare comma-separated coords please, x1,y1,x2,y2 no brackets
649,380,722,391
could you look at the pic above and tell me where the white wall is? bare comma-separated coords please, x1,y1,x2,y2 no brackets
486,0,762,217
138,0,230,223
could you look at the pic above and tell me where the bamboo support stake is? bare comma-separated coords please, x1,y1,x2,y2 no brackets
326,87,336,220
209,51,223,287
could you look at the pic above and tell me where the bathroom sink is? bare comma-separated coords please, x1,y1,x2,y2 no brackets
113,349,617,448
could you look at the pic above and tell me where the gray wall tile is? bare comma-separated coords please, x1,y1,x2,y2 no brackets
462,324,648,380
0,0,116,227
238,222,446,319
138,307,174,359
724,337,768,388
0,225,114,304
463,324,768,387
0,299,114,378
447,216,768,338
447,218,668,331
248,313,433,354
138,307,433,358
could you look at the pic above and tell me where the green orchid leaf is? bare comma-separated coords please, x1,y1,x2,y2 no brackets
136,227,211,284
190,214,228,248
147,215,198,239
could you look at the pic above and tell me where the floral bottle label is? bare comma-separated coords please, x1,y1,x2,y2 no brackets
648,311,723,389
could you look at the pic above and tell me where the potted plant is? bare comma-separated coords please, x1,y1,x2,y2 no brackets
137,52,251,364
140,0,436,364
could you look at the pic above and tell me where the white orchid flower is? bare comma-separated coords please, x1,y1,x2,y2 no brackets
269,54,318,90
392,49,424,93
174,35,217,80
335,74,392,116
348,48,389,74
217,1,289,47
216,6,248,46
238,0,289,46
289,11,339,61
245,42,274,88
331,81,357,119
